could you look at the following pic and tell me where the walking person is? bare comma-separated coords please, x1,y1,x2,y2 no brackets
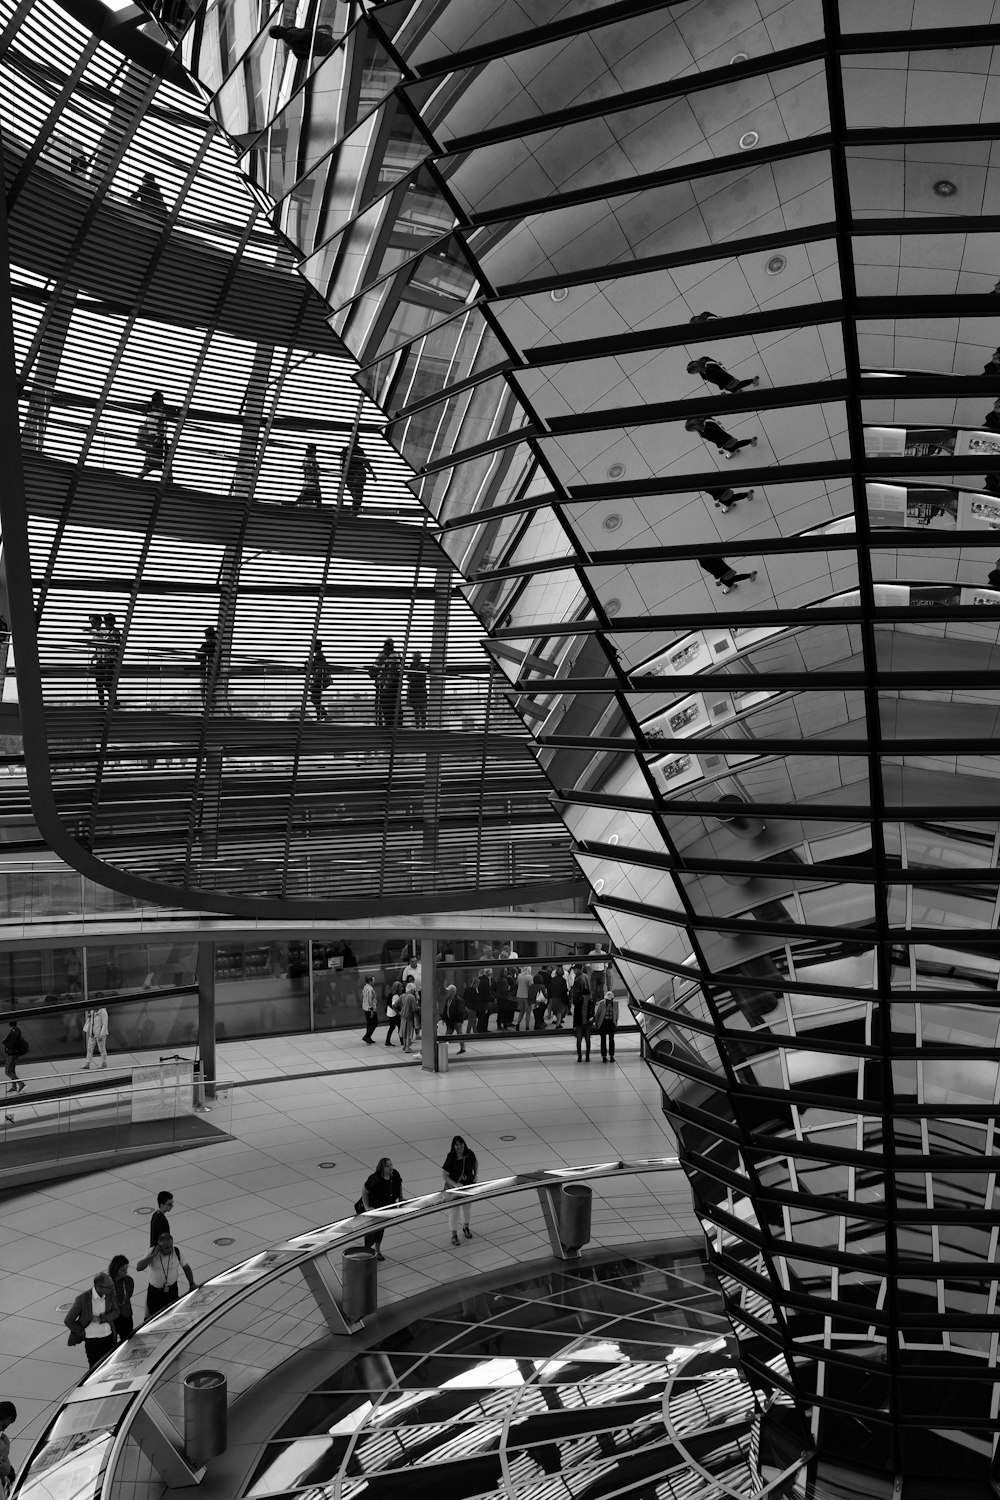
129,173,168,219
372,638,402,728
546,963,569,1027
698,556,758,594
97,615,122,709
384,986,402,1047
307,639,332,721
399,981,418,1054
3,1020,26,1094
196,626,219,708
83,1005,109,1069
442,1135,478,1246
108,1254,135,1340
441,984,467,1053
358,1156,403,1260
685,415,757,459
137,390,169,477
687,356,760,394
572,966,595,1062
596,988,620,1063
339,439,376,516
64,1273,119,1368
475,970,494,1034
705,486,754,513
361,975,379,1044
297,443,322,506
0,1401,16,1499
137,1232,196,1319
149,1190,173,1247
407,652,428,728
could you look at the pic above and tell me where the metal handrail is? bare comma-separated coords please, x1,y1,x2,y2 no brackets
11,1155,683,1500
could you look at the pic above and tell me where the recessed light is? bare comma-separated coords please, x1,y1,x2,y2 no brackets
608,833,619,845
550,287,569,302
603,513,622,530
765,254,787,275
594,878,605,894
933,179,957,197
213,1236,235,1246
739,131,759,150
730,52,749,64
604,598,622,616
607,462,625,479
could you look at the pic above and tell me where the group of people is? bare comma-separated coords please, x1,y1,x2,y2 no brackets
357,1135,478,1258
364,947,622,1063
296,441,376,514
307,637,428,726
63,1190,196,1369
84,613,123,708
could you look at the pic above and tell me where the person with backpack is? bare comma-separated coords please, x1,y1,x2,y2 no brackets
441,984,466,1054
595,988,620,1063
572,966,595,1062
3,1021,27,1092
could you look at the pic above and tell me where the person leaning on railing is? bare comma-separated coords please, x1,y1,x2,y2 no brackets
137,1232,196,1318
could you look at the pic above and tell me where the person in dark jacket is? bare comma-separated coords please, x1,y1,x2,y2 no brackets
442,1135,478,1245
475,971,494,1033
108,1254,135,1341
705,486,754,513
64,1273,118,1368
572,967,596,1061
687,356,759,394
546,965,569,1027
441,984,466,1054
308,640,331,720
685,415,757,459
98,614,122,710
532,967,549,1031
269,22,334,60
129,173,168,219
360,1156,403,1259
493,964,513,1030
699,556,758,594
407,651,428,727
3,1021,26,1093
196,625,220,707
339,439,376,516
372,638,402,727
297,443,322,505
987,557,1000,590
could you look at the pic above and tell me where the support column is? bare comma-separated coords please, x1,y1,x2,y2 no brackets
197,942,216,1101
420,935,437,1073
421,562,451,861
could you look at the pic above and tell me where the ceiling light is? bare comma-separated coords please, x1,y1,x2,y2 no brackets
550,287,569,302
593,878,605,894
608,833,619,845
604,598,622,617
739,131,759,150
607,462,625,479
933,179,957,197
730,52,749,64
603,513,622,530
765,254,787,275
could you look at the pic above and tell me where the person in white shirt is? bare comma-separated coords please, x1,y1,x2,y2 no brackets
361,975,379,1045
83,1007,109,1069
137,1232,196,1318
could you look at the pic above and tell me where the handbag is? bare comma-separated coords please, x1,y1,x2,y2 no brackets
353,1196,365,1215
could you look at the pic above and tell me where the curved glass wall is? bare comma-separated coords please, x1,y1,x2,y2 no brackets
178,0,1000,1488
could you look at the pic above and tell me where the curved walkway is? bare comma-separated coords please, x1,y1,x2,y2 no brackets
0,1024,687,1474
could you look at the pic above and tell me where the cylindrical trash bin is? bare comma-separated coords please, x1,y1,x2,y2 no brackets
342,1245,378,1322
183,1369,227,1466
560,1183,593,1253
436,1039,449,1073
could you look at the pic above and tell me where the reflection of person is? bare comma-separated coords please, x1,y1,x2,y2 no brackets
268,23,334,60
706,486,754,512
685,415,757,459
83,1007,109,1069
687,356,759,394
699,556,758,593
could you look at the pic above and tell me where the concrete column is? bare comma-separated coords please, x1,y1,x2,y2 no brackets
420,936,437,1072
197,942,216,1099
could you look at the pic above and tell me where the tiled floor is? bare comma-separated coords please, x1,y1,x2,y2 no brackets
0,1027,696,1478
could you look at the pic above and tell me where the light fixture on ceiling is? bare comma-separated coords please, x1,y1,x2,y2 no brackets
593,878,605,894
550,287,569,302
730,51,749,64
603,512,622,530
604,598,622,617
933,179,957,197
765,254,787,275
739,130,759,150
608,833,619,845
607,462,626,479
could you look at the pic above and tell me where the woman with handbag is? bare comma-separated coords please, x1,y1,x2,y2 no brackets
442,1135,478,1246
108,1254,135,1340
357,1157,403,1261
64,1273,119,1367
